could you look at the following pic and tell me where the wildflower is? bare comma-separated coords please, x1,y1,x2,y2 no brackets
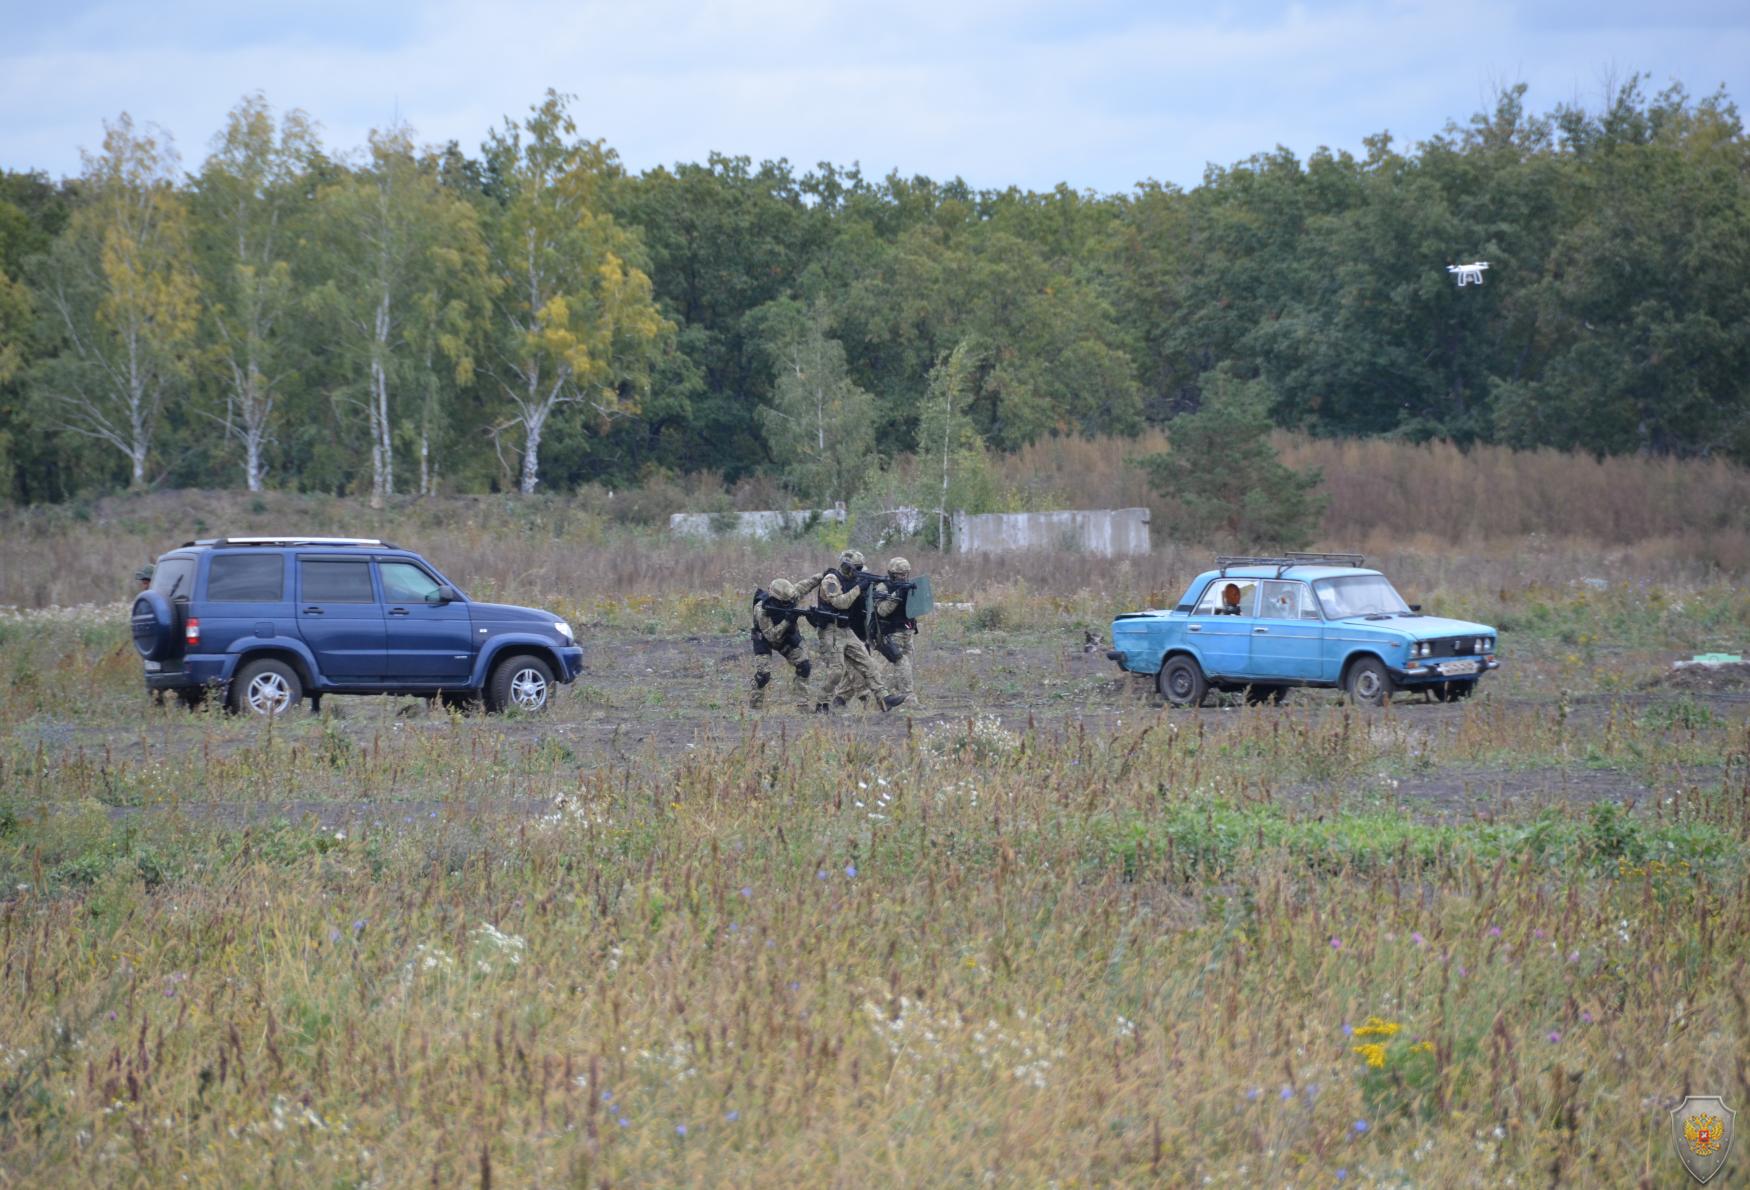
1354,1119,1370,1134
352,919,366,935
1547,1031,1561,1043
1341,1023,1354,1037
1336,1172,1348,1183
1411,931,1426,947
724,1109,739,1123
1352,1043,1388,1069
845,864,857,878
1533,928,1546,940
602,1091,614,1102
1568,950,1580,963
1488,925,1502,937
1410,1041,1435,1054
1280,1086,1295,1101
675,1123,688,1137
1330,937,1342,950
739,886,753,899
727,923,739,933
1581,1011,1594,1024
617,1116,630,1128
816,869,828,881
1246,1088,1261,1101
1353,1017,1400,1038
329,927,342,944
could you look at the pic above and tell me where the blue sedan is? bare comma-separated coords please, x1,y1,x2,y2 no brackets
1107,554,1499,706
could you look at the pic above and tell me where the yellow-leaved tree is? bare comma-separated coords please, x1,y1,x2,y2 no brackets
33,115,200,488
482,91,666,494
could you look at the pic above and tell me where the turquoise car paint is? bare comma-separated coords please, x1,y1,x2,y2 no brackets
1108,561,1500,698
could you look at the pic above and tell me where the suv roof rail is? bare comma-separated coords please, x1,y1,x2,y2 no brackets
178,536,399,549
1216,552,1366,577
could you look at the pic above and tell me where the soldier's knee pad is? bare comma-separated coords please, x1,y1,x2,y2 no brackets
796,659,813,680
753,670,772,689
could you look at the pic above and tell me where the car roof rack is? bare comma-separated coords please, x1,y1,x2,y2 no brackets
1216,552,1366,577
178,536,399,549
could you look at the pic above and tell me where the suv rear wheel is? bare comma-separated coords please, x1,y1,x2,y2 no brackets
229,658,304,717
486,654,554,714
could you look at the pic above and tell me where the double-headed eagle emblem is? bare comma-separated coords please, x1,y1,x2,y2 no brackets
1672,1096,1736,1184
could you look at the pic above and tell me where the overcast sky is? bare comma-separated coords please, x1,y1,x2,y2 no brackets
3,0,1746,193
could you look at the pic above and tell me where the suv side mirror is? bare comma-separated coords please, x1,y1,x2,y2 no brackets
431,585,461,605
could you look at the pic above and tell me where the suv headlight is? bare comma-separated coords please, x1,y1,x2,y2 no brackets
554,621,573,641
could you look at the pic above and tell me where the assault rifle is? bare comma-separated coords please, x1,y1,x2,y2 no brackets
752,589,848,631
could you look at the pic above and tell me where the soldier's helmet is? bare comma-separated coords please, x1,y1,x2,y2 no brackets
768,578,797,601
838,548,865,573
887,557,912,579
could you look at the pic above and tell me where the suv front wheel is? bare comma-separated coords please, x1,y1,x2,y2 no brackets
487,654,555,714
230,658,304,717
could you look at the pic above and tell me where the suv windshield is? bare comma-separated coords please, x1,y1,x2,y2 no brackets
1313,574,1411,619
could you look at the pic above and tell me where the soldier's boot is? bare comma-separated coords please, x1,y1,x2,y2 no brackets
882,694,907,711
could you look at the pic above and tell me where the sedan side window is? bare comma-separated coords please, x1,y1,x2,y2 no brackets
1259,580,1300,619
379,561,443,604
1194,580,1256,615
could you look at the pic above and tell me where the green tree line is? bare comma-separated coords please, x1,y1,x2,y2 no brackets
1,77,1746,506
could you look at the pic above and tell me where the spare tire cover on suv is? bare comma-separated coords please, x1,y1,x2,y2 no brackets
130,591,180,660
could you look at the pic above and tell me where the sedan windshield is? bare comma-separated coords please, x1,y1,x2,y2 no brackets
1313,575,1411,619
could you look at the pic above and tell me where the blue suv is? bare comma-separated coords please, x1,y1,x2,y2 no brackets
1107,553,1500,706
129,537,583,716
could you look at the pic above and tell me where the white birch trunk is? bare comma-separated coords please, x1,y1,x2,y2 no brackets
368,287,394,507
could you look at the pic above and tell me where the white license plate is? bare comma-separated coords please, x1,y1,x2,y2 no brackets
143,660,161,672
1438,660,1479,676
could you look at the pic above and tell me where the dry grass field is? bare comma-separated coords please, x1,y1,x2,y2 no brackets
2,475,1749,1185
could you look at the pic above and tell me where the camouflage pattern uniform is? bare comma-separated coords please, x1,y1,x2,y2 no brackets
872,557,916,702
750,578,813,708
812,549,904,711
790,566,840,711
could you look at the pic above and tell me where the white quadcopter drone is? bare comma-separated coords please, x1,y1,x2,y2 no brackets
1448,261,1489,287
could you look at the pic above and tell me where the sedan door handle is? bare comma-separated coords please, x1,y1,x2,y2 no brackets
1187,624,1202,633
1252,626,1270,634
302,606,324,615
388,606,410,616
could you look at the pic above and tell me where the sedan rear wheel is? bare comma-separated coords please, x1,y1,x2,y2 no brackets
1158,656,1208,707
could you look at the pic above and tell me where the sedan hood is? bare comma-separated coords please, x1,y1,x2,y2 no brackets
1354,613,1495,639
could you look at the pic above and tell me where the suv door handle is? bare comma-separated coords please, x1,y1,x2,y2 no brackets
302,606,324,615
1252,626,1270,634
388,606,409,616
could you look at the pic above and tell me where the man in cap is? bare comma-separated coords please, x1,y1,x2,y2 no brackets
135,564,155,592
749,578,814,709
871,557,918,704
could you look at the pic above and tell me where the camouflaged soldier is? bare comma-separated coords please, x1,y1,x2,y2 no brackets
790,562,842,712
872,557,917,702
809,548,905,712
749,579,814,708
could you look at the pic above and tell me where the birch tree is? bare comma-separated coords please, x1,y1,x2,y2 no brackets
483,91,664,493
314,126,494,505
758,312,875,506
190,95,316,491
31,116,198,488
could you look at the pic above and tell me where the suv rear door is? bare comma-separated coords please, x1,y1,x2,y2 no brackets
295,556,385,681
377,558,473,685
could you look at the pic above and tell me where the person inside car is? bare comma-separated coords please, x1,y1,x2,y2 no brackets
1219,582,1243,614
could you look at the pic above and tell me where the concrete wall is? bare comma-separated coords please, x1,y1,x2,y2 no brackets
668,507,845,540
950,508,1151,556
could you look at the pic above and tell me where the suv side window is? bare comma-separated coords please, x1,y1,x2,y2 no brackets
300,560,377,603
379,560,443,604
206,554,285,602
150,557,197,602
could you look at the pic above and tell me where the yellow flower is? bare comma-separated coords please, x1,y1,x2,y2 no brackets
1353,1016,1402,1038
1353,1043,1388,1069
1410,1041,1435,1054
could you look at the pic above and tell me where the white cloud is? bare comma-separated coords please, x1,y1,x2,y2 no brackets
2,0,1745,190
